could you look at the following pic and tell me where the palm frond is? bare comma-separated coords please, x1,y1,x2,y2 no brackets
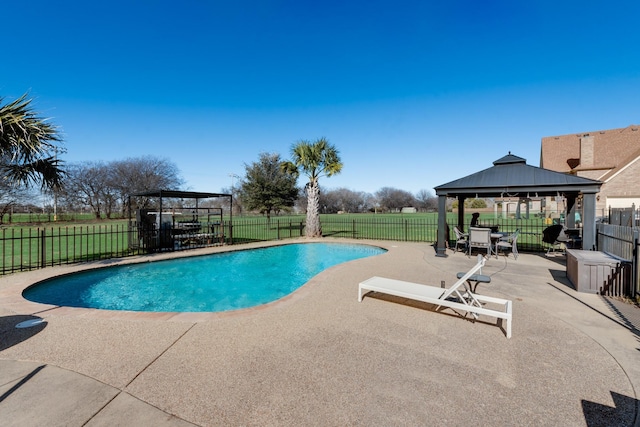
1,156,65,190
0,94,65,188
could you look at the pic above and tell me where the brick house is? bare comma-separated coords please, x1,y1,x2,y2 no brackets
541,125,640,215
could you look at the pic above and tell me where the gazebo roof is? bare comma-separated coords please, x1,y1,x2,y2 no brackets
434,153,602,197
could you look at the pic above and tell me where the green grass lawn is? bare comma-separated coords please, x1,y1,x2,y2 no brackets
1,212,552,274
1,221,133,272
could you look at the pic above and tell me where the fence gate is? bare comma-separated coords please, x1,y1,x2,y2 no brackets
596,223,639,299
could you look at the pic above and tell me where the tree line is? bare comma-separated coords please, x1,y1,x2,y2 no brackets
0,156,184,222
237,152,439,217
1,94,438,230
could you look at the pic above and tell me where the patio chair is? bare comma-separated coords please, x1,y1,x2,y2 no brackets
496,229,519,259
453,226,468,253
543,224,570,255
358,255,512,338
467,227,492,257
455,270,490,293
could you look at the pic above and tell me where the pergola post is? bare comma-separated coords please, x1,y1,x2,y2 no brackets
436,195,448,257
229,194,233,244
158,193,163,248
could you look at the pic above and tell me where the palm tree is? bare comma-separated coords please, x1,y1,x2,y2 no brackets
0,94,64,189
282,137,342,237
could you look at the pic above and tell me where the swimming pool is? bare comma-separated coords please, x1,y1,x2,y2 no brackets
23,243,386,312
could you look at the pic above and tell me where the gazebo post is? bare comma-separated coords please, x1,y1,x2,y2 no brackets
457,196,466,232
566,195,577,229
582,193,597,250
436,195,448,257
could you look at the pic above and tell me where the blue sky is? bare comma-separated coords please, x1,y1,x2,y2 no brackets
3,1,639,195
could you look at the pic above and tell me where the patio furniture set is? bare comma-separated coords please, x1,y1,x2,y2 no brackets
453,226,519,259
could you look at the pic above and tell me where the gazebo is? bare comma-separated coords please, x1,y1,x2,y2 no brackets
433,153,602,257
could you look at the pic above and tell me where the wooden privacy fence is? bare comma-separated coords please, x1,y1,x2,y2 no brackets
609,205,638,227
596,223,639,298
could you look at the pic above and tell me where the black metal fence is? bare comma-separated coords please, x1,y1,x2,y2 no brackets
1,218,285,275
231,218,305,244
2,224,143,275
0,216,572,276
321,215,554,252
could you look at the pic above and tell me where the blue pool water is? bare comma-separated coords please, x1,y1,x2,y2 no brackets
23,243,386,312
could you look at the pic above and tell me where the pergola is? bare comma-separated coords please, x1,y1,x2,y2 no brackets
128,189,233,249
433,153,602,257
129,190,232,215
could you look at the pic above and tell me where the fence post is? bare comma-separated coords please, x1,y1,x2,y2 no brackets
40,229,46,268
277,220,280,240
404,220,408,241
352,220,356,239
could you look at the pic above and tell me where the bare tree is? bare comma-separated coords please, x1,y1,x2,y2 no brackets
0,178,34,224
108,156,184,215
214,186,242,215
60,162,108,219
319,187,373,213
375,187,417,212
415,189,438,212
60,156,184,218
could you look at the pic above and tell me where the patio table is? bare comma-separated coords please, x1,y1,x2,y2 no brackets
491,232,506,257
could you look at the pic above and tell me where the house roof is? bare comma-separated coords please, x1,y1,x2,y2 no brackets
434,153,602,198
540,124,640,174
598,145,640,182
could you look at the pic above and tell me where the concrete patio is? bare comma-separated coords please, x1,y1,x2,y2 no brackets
1,239,639,426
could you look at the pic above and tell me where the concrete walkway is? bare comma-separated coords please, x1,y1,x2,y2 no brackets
1,239,639,426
